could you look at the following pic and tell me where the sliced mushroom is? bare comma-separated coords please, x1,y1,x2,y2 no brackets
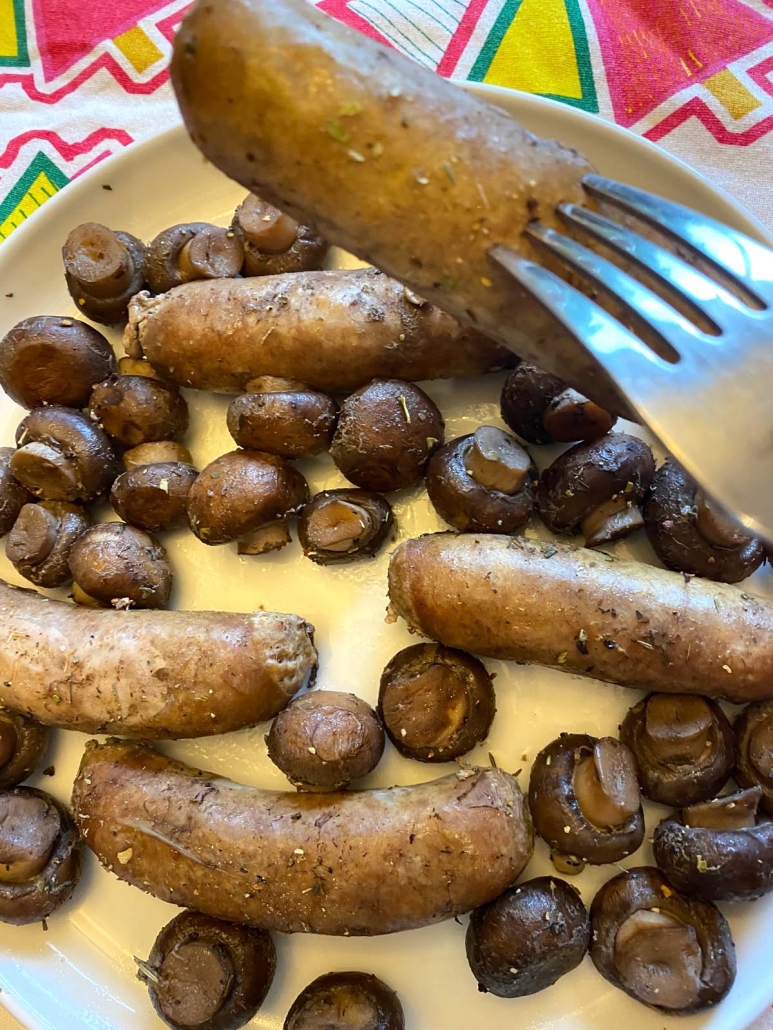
500,362,617,445
284,972,404,1030
735,700,773,815
227,379,338,458
68,522,173,609
0,710,48,789
298,489,393,565
0,447,32,538
89,374,189,447
62,222,146,324
123,440,194,470
6,501,90,587
144,222,244,294
231,194,329,277
111,462,198,533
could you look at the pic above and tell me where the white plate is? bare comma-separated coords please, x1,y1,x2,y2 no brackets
1,86,772,1030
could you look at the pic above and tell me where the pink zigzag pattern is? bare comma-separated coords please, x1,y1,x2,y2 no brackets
0,128,134,170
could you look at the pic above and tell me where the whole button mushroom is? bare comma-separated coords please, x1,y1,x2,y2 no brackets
501,362,617,445
89,374,189,447
144,222,245,294
0,447,32,537
227,376,338,458
6,501,90,588
62,222,146,324
735,700,773,815
0,710,48,789
231,193,329,277
111,462,198,533
538,433,655,547
284,972,404,1030
68,523,173,609
123,440,194,470
298,489,394,565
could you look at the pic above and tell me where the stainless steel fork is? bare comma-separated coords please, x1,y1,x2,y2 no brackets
490,175,773,542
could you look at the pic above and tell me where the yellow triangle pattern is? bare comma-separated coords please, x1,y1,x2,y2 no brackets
0,0,19,59
0,171,60,241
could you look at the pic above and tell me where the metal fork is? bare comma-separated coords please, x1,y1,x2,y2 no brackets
490,174,773,542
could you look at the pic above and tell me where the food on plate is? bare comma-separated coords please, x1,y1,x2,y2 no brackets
425,426,536,534
123,269,512,394
537,433,655,547
0,787,81,924
619,693,734,807
118,356,164,378
378,643,495,763
734,700,773,815
88,374,189,447
140,910,276,1030
123,440,195,470
0,316,117,409
62,222,146,324
388,534,773,703
0,710,48,789
644,460,765,583
589,867,736,1013
111,462,198,533
232,193,329,277
226,377,338,458
529,735,643,868
186,450,309,553
267,690,384,790
6,501,90,588
465,877,589,997
144,222,245,295
0,447,32,537
0,579,316,736
500,363,617,445
68,523,173,609
284,971,404,1030
330,379,443,492
72,738,533,935
298,489,393,566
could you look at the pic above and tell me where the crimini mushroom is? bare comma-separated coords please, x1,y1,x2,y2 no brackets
0,316,117,409
186,450,309,553
284,972,404,1030
144,222,245,294
118,356,163,378
589,867,736,1013
619,693,734,807
62,222,146,324
6,501,90,588
267,691,385,790
140,910,276,1030
0,710,48,789
378,643,496,762
465,877,589,998
0,787,82,924
0,447,32,537
426,426,536,533
537,434,655,547
226,377,338,458
88,374,189,447
330,379,444,492
232,193,329,277
68,522,173,609
644,460,765,582
298,489,394,565
111,462,198,533
123,440,194,470
11,407,118,504
529,734,644,868
500,362,617,445
735,700,773,815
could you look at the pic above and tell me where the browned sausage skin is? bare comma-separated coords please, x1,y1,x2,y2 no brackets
72,738,533,936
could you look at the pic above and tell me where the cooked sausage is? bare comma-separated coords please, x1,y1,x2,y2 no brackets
0,580,316,737
388,534,773,704
72,738,533,936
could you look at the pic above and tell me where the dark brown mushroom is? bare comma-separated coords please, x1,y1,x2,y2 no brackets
619,693,734,807
6,501,90,587
589,866,735,1013
538,434,655,547
11,407,118,504
644,460,765,582
284,971,404,1030
62,222,146,324
89,374,189,447
0,316,117,409
0,787,82,924
500,362,617,445
298,489,393,565
330,380,444,492
378,643,496,762
0,710,48,789
123,440,194,470
466,877,589,997
735,700,773,816
68,522,172,609
144,222,245,294
111,462,198,533
0,447,32,538
141,910,276,1030
227,378,338,458
232,194,329,277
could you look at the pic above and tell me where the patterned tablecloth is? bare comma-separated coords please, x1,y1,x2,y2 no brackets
1,1,772,1027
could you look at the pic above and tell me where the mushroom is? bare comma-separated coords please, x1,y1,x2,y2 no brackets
500,362,617,445
62,222,146,324
465,876,590,997
111,462,198,533
11,407,118,504
644,460,765,582
378,643,496,762
529,734,644,868
619,693,734,807
284,972,404,1030
537,434,655,547
88,374,189,447
589,867,736,1013
267,691,385,790
68,522,173,609
118,356,165,379
653,786,773,902
231,193,329,277
227,377,338,458
426,426,536,533
123,440,194,470
186,450,309,553
6,501,90,587
0,316,117,409
298,489,394,565
735,700,773,816
0,710,49,789
0,788,82,924
144,222,245,294
0,447,32,538
330,380,444,492
140,910,276,1030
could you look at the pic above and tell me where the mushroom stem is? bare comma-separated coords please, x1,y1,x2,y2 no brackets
581,495,644,547
12,442,80,499
234,195,299,253
304,499,369,552
177,226,244,280
63,223,135,298
749,720,773,780
573,738,640,829
683,787,761,830
464,426,531,495
694,490,752,548
0,724,17,770
643,695,713,764
237,521,292,555
541,388,615,443
614,910,702,1011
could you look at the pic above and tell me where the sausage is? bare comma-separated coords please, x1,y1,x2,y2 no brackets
388,535,773,704
124,269,511,394
72,738,533,936
0,580,316,737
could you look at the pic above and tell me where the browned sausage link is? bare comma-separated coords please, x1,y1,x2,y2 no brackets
0,581,316,737
72,738,533,936
388,535,773,704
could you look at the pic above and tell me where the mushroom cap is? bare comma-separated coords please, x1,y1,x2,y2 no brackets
144,222,244,294
298,489,393,566
63,225,146,325
68,522,172,609
227,386,338,458
735,700,773,816
284,972,404,1030
89,374,189,447
0,710,48,789
500,362,616,444
110,462,198,533
0,447,33,537
232,196,329,277
6,500,90,588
